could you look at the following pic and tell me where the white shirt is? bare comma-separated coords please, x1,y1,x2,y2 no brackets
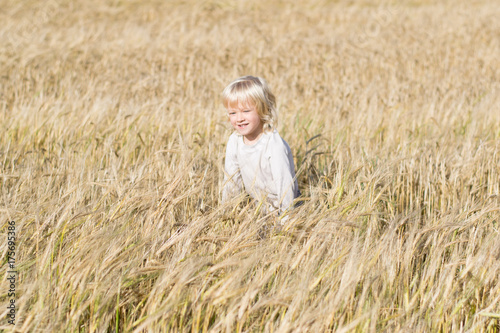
222,130,300,214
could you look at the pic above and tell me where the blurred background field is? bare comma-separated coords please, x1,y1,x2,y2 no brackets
1,0,499,331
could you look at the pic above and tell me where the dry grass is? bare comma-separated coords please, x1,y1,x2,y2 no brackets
1,0,500,331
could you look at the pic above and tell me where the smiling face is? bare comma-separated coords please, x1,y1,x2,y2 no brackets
227,100,264,145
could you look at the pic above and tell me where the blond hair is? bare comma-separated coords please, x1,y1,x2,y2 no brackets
222,76,278,132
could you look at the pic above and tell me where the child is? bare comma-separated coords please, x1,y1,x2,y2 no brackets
221,76,300,219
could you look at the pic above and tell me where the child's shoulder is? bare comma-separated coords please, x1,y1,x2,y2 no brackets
227,131,240,143
267,129,288,144
266,130,292,153
226,131,241,150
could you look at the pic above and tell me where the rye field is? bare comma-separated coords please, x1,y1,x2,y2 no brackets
1,0,499,331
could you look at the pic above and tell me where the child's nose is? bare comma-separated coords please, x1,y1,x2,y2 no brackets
236,112,244,121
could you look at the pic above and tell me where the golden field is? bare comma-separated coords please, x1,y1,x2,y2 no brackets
1,0,499,331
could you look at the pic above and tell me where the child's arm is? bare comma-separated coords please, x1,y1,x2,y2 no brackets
269,136,299,215
222,134,243,203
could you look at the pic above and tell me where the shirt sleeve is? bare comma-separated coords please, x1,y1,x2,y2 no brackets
269,134,299,214
222,133,243,203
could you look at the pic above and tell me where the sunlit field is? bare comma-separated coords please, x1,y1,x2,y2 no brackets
1,0,499,331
